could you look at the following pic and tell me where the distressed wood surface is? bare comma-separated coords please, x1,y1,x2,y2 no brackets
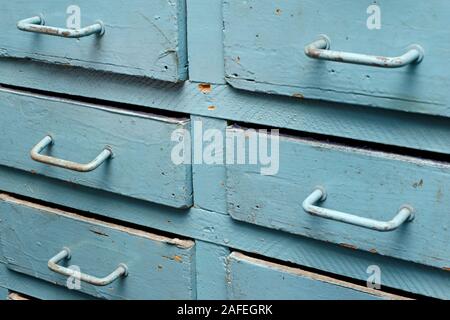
0,194,196,300
0,61,449,155
223,0,450,117
195,241,229,300
0,167,448,299
0,87,192,208
187,0,225,84
191,116,228,214
226,128,450,270
226,253,407,300
0,0,187,81
0,263,93,300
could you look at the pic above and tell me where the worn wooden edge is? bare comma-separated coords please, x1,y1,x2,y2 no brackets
227,126,450,169
0,193,194,250
0,86,190,125
0,166,447,298
228,252,411,300
7,292,30,301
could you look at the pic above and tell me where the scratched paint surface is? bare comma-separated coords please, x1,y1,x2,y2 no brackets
226,253,405,300
0,88,193,208
225,128,450,270
0,194,196,300
0,0,187,81
223,0,450,115
1,166,450,299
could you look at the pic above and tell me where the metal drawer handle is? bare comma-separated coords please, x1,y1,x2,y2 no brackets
302,187,414,232
305,35,424,68
48,248,128,287
17,15,105,38
30,136,112,172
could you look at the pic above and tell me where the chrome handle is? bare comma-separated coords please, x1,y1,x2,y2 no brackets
30,136,112,172
48,248,128,287
17,15,104,38
305,35,424,68
302,187,414,232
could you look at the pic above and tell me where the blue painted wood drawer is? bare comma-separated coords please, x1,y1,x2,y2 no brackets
0,194,196,300
223,1,450,117
0,88,192,208
225,127,450,270
0,0,187,82
226,252,405,300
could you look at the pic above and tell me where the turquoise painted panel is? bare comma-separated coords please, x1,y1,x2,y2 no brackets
191,116,228,214
0,194,196,300
226,128,450,270
195,241,229,300
0,61,449,154
0,88,192,208
223,1,450,116
1,167,449,299
0,286,8,300
0,263,94,300
227,253,404,300
187,0,225,84
0,0,187,82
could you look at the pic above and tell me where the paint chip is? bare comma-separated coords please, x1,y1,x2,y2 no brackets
292,93,304,99
198,83,212,94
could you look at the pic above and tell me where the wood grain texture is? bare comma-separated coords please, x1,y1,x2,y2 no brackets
0,263,95,300
226,127,450,270
0,61,449,154
0,0,187,81
0,194,196,300
227,253,408,300
0,166,448,299
0,87,193,208
195,241,229,299
223,0,450,116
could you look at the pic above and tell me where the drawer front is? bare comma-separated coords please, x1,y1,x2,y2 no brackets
0,0,187,82
226,253,404,300
0,88,192,208
225,127,450,270
0,194,196,300
223,1,450,117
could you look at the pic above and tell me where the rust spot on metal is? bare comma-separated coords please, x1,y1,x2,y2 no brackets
292,93,304,99
208,105,216,111
275,8,282,15
30,170,37,175
198,83,212,94
443,267,450,272
157,265,163,271
340,243,358,250
369,249,378,254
